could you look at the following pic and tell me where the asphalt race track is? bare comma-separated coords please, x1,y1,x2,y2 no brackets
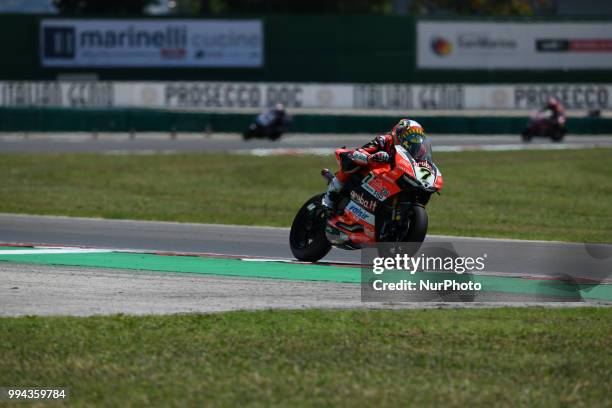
0,214,610,316
1,133,612,154
2,133,611,315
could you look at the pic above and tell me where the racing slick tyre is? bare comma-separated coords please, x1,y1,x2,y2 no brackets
551,128,565,142
243,128,254,140
377,204,428,258
290,194,332,262
521,129,533,142
269,132,282,141
243,124,260,141
402,205,428,244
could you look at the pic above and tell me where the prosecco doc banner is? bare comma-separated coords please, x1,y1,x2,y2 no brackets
0,82,611,110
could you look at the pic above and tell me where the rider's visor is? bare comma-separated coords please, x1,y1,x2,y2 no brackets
400,134,423,153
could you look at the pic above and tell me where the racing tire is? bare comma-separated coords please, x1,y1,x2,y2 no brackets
377,205,428,258
269,132,282,141
551,129,564,142
402,205,428,244
289,194,332,262
521,129,533,142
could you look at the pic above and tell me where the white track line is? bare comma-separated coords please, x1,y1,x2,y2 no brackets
232,142,612,156
0,248,113,255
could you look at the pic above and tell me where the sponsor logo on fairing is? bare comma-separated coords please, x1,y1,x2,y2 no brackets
417,160,433,171
362,176,390,201
345,201,375,225
350,190,377,212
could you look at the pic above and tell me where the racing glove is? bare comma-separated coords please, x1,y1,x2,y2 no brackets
369,151,390,163
350,151,370,166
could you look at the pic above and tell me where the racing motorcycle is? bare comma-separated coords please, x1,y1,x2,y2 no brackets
243,107,291,141
289,143,443,262
521,109,566,142
243,122,284,141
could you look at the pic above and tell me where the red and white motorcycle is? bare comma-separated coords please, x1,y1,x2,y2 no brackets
522,109,566,142
290,143,443,262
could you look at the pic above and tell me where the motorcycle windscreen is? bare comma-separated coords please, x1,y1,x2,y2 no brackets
396,140,433,163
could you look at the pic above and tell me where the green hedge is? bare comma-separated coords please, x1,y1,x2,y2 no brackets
0,107,610,134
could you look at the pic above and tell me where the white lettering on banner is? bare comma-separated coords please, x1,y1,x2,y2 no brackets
418,21,612,70
513,85,610,110
0,82,610,110
352,85,464,109
354,85,413,109
416,85,464,109
161,83,307,108
164,83,263,108
0,81,114,107
40,19,263,68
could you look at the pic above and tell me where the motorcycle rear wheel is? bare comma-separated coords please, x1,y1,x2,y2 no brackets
289,194,332,262
551,129,564,142
521,128,533,142
269,132,282,141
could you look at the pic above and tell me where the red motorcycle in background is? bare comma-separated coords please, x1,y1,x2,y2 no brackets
521,109,566,142
289,143,443,262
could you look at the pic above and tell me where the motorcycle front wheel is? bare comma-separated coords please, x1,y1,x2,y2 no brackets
377,204,428,258
289,194,332,262
401,205,428,243
521,127,533,142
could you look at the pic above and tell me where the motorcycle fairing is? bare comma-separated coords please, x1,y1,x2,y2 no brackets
326,144,442,248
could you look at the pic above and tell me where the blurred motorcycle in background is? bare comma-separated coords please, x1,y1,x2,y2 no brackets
243,104,292,141
521,108,566,142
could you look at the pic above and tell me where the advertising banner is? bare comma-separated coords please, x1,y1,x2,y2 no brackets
464,84,612,110
1,82,611,110
0,81,115,107
40,19,263,67
417,21,612,70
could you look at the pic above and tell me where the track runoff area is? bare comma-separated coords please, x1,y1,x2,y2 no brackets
0,215,610,316
1,133,611,314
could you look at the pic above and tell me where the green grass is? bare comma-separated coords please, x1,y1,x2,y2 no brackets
0,308,610,407
1,148,611,242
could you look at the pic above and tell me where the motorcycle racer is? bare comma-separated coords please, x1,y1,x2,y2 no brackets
541,97,565,123
322,118,430,213
522,96,567,142
243,103,292,141
255,103,292,135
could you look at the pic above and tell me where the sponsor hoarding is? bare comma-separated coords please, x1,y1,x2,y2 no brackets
418,21,612,70
0,81,114,107
40,19,263,67
1,82,610,110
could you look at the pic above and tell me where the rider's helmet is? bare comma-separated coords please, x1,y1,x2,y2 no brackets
274,103,285,114
391,119,429,161
547,97,560,112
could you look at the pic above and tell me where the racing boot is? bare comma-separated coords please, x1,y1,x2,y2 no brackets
322,176,344,217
